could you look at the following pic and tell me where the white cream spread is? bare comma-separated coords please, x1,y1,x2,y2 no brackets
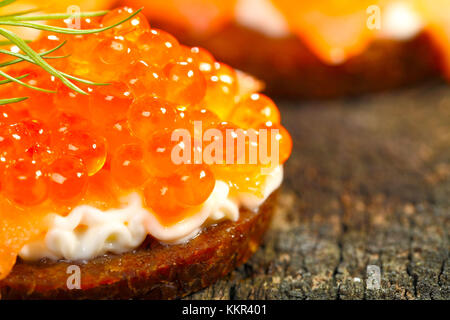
235,0,423,40
379,1,424,40
19,166,283,261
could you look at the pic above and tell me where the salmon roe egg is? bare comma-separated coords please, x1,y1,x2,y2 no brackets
184,108,221,162
178,46,215,72
230,93,281,128
202,62,238,119
30,33,65,56
186,108,220,130
9,120,51,156
124,60,166,98
127,96,182,140
0,128,16,175
29,33,67,70
214,121,244,164
82,170,121,210
48,111,91,135
137,29,180,68
163,62,207,106
63,37,101,78
58,130,107,176
7,66,58,120
0,106,22,125
95,36,139,66
143,165,215,223
261,123,293,165
102,119,139,155
111,144,149,189
143,177,187,225
231,172,266,197
101,6,150,41
143,129,185,177
3,157,49,206
89,81,133,127
174,164,216,206
0,127,17,163
48,157,88,204
53,82,92,116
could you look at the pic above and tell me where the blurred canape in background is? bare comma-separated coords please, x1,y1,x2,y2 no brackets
119,0,449,98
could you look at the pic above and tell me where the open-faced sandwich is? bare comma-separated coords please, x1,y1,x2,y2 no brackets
0,6,292,299
122,0,449,97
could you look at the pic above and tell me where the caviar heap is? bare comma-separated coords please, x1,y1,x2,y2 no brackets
0,7,292,230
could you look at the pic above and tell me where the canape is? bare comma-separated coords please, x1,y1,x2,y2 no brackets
122,0,449,97
0,7,291,299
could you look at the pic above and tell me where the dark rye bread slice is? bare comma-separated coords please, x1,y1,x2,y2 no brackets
0,190,278,299
150,21,442,98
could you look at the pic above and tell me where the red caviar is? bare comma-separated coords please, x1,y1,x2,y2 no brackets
0,6,292,272
124,60,166,97
174,164,216,206
111,144,149,189
202,62,238,119
137,29,180,68
127,96,181,139
102,6,150,41
48,157,88,204
178,46,215,71
57,130,107,176
230,93,281,128
2,157,49,206
89,81,133,127
143,129,185,176
163,62,207,106
143,177,186,224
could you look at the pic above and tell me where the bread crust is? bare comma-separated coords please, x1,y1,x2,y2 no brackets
0,190,277,299
151,21,442,98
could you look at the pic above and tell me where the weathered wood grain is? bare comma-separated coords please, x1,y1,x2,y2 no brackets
188,83,450,300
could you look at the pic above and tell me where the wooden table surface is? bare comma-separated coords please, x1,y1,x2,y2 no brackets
189,82,450,300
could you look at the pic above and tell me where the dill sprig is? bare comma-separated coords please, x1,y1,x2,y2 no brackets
0,0,142,105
